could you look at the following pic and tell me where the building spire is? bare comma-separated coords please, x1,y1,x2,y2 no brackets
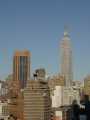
64,25,69,37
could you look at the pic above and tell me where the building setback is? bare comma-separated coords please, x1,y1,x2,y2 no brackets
13,50,30,89
24,79,51,120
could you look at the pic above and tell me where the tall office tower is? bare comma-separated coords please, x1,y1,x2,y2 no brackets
13,50,30,89
60,29,73,86
24,80,51,120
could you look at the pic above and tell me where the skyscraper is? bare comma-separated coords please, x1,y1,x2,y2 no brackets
60,29,73,86
13,50,30,89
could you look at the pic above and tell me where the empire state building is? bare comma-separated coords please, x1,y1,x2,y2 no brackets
60,30,73,86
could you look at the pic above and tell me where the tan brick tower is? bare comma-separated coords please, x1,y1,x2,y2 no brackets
24,79,51,120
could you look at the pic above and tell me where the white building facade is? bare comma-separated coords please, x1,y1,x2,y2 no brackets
52,86,80,107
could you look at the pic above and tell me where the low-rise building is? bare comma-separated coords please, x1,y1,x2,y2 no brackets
52,86,80,107
0,101,9,120
0,81,8,97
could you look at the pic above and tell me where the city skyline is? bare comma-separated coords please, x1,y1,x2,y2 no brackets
0,0,90,80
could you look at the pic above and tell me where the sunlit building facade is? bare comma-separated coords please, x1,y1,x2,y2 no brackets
24,79,51,120
13,50,30,89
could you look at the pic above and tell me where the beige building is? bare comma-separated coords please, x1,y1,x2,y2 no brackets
24,79,51,120
48,75,65,90
84,75,90,97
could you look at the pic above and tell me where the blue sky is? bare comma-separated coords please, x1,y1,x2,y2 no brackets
0,0,90,80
